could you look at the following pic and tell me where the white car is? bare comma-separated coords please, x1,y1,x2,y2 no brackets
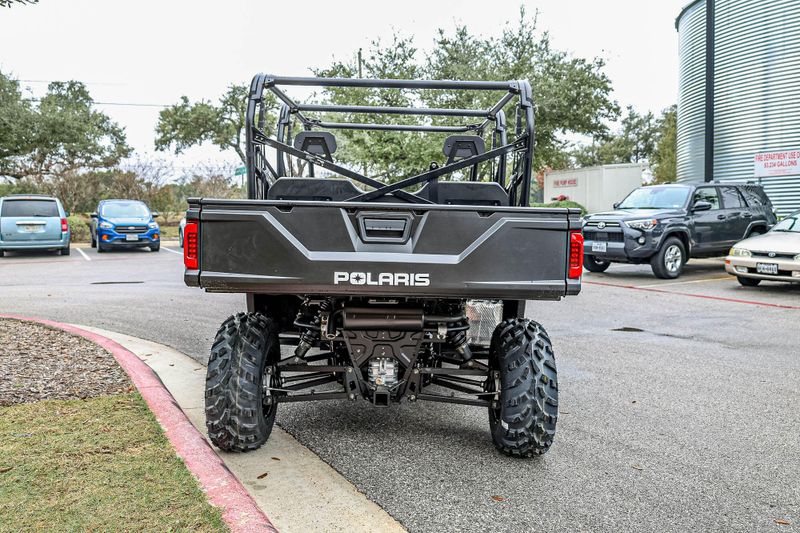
725,210,800,286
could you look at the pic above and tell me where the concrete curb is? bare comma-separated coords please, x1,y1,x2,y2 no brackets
0,313,278,533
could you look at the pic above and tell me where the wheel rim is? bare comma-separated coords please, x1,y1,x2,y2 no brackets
664,244,682,273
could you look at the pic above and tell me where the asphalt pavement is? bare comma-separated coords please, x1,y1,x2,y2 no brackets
1,244,798,532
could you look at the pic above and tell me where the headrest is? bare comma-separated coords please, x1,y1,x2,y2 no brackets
443,135,485,160
294,131,337,160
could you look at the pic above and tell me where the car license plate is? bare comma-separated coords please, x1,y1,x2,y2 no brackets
756,263,778,275
21,224,41,233
591,242,607,253
125,234,139,242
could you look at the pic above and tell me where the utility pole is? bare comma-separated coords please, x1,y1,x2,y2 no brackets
357,48,363,78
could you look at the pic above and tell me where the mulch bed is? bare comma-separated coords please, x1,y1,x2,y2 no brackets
0,319,131,406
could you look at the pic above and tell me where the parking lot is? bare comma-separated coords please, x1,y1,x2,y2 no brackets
1,245,798,532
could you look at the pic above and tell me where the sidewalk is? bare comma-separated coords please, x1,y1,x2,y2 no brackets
75,325,406,533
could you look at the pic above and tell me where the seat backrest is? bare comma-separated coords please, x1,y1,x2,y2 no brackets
416,181,508,206
267,177,362,201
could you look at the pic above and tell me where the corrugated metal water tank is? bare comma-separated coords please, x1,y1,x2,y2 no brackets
676,0,800,216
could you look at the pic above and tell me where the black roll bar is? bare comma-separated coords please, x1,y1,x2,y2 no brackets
245,74,535,207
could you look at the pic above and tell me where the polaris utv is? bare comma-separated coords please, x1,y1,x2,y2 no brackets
183,75,582,457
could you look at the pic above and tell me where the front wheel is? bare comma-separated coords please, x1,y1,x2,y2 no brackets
583,254,610,273
150,243,160,252
650,237,686,279
737,276,761,287
205,312,281,452
487,319,558,457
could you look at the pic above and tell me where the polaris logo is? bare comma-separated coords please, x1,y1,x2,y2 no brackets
334,272,430,286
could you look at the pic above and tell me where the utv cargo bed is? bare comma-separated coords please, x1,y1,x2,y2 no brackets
185,198,581,300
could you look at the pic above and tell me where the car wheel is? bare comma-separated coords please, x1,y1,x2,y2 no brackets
737,276,761,287
60,245,70,256
150,243,160,252
179,228,184,248
91,234,96,248
748,230,763,238
97,242,106,253
583,254,611,273
205,312,281,452
0,250,4,257
650,237,686,279
487,318,558,457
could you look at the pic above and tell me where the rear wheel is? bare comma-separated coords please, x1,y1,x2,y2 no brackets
60,245,70,256
0,250,4,257
650,237,685,279
205,312,281,452
487,319,558,457
583,254,610,273
737,276,761,287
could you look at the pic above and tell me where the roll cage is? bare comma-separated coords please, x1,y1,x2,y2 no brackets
245,75,535,206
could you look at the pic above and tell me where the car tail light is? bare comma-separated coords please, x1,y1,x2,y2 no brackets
184,221,199,270
60,217,68,234
568,230,583,279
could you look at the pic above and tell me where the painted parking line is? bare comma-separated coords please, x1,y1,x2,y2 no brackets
76,247,92,261
161,247,182,256
635,275,731,289
585,280,800,310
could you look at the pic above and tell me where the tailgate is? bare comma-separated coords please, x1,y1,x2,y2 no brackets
186,199,582,300
0,216,61,242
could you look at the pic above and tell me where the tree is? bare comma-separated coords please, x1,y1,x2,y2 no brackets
572,106,656,167
651,105,677,183
0,0,38,7
313,35,442,180
312,8,618,181
0,72,131,182
155,85,277,165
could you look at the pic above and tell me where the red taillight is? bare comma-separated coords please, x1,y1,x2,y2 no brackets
184,222,199,270
568,230,583,279
60,217,68,234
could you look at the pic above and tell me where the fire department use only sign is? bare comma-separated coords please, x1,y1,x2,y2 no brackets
754,149,800,178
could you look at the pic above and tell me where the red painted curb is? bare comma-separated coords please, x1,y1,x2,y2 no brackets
584,280,800,310
0,314,278,533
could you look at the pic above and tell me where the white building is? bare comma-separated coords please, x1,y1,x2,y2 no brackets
544,163,646,214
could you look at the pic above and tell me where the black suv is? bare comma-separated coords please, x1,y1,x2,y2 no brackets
582,183,776,279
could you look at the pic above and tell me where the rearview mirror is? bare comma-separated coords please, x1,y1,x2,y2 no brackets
151,211,160,218
613,202,620,209
90,212,98,218
693,200,712,212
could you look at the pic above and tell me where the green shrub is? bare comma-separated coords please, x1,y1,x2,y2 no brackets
531,200,587,215
67,215,91,243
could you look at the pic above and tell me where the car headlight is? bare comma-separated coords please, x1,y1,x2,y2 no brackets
794,253,800,261
729,247,751,257
99,221,113,229
148,222,159,229
624,218,659,230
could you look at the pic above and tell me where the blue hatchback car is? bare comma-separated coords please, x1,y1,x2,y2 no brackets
90,199,160,252
0,195,71,256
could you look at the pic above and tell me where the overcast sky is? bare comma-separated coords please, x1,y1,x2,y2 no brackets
0,0,688,170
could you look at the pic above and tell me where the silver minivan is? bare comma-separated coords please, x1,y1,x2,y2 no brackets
0,195,71,256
